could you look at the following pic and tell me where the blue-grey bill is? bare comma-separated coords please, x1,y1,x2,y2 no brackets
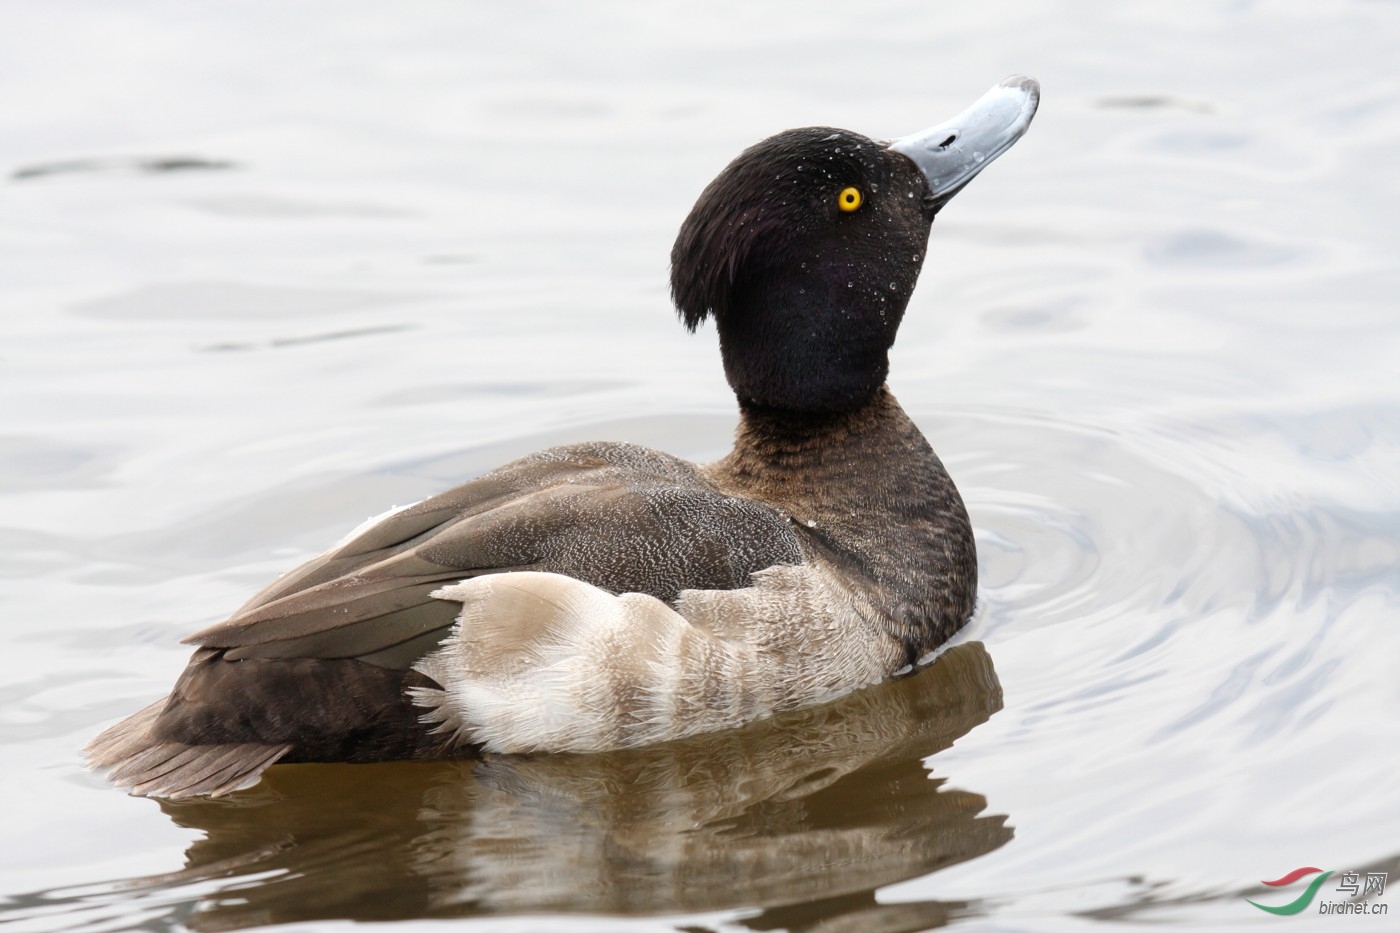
888,75,1040,207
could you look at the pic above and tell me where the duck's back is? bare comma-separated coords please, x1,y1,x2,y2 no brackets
202,442,804,660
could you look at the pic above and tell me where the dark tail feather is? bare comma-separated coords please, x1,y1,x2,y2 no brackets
85,698,291,799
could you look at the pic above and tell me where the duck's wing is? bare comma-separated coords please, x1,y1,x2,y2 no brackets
183,443,803,670
180,456,584,670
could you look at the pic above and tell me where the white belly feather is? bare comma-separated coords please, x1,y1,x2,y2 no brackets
410,566,902,754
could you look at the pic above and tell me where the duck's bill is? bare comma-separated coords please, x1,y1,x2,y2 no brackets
888,75,1039,210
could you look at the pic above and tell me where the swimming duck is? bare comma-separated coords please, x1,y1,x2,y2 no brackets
88,76,1039,798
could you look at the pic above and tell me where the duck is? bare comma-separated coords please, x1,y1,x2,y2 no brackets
88,76,1039,798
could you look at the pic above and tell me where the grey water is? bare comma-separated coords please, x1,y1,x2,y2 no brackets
3,2,1398,931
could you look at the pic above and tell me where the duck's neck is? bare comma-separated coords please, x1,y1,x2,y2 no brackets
707,386,978,656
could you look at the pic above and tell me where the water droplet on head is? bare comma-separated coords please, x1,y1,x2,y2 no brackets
973,151,985,162
888,281,898,290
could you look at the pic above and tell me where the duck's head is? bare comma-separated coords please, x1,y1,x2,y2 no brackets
671,76,1039,413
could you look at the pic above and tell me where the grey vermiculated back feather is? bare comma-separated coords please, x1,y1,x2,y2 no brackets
184,443,801,660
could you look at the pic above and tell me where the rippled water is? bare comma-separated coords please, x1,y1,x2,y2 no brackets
4,2,1399,931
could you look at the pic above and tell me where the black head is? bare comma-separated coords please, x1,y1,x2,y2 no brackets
670,76,1039,414
671,128,932,412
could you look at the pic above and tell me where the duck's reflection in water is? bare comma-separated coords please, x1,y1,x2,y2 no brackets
156,642,1009,931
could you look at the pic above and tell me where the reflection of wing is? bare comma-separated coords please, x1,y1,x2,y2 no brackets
88,442,804,797
119,644,1004,931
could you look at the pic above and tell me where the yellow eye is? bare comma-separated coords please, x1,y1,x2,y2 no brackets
837,186,862,212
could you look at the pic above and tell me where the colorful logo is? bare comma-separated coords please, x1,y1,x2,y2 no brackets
1247,867,1333,915
1248,867,1389,917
